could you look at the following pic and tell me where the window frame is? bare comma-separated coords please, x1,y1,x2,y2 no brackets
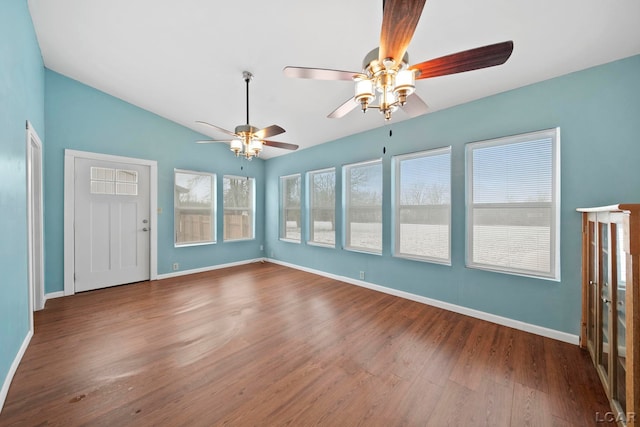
465,127,561,281
343,158,383,255
222,174,256,242
393,147,452,265
174,169,216,247
307,167,336,248
280,173,302,243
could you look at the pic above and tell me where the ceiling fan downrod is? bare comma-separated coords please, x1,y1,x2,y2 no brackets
243,71,252,125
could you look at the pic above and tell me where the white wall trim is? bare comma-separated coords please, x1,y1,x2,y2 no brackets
0,330,33,414
44,291,65,302
64,149,158,296
26,121,45,313
156,258,265,280
266,258,579,345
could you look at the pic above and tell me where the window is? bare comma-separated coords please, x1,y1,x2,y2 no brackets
280,174,301,242
466,128,560,280
394,147,451,264
174,170,215,246
223,175,255,241
308,168,336,247
344,159,383,254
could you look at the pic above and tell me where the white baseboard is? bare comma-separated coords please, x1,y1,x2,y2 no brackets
0,330,33,414
266,258,579,345
44,291,65,302
156,258,265,280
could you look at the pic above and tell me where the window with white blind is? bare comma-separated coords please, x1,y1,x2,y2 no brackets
223,175,255,241
344,159,383,254
280,174,301,242
308,168,336,247
466,128,560,280
174,170,215,246
393,147,451,264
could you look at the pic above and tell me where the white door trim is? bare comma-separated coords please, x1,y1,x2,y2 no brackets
26,121,44,315
64,149,158,296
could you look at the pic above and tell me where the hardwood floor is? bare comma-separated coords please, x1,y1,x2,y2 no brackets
1,262,614,426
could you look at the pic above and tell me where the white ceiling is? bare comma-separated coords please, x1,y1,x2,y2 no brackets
28,0,640,158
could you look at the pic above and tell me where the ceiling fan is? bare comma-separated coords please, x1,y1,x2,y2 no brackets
284,0,514,121
196,71,298,159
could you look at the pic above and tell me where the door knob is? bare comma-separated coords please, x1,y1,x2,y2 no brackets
143,227,149,232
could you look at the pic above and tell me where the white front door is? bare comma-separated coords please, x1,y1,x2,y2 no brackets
74,157,150,292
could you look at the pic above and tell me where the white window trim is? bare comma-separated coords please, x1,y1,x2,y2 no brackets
465,127,561,281
280,173,302,243
393,146,452,265
343,158,383,255
223,174,256,242
174,169,216,247
307,167,336,248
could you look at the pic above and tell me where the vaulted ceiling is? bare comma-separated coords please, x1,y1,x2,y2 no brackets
28,0,640,157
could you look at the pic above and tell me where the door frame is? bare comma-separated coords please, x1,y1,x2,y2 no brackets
26,121,44,314
64,149,158,296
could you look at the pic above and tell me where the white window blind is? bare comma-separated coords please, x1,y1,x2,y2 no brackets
280,174,301,242
394,147,451,263
174,170,215,246
344,159,382,254
308,168,336,247
466,128,560,280
223,175,255,241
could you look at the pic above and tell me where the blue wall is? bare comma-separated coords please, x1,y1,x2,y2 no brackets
44,71,265,293
265,55,640,335
0,0,45,399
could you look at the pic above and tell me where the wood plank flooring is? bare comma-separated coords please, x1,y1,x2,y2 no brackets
0,262,614,426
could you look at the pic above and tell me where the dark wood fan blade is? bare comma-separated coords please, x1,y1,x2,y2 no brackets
263,140,299,151
195,121,237,137
283,66,361,81
379,0,427,63
254,125,285,140
328,97,359,119
411,41,514,79
400,93,429,117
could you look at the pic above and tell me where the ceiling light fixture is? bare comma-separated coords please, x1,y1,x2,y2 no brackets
354,48,416,120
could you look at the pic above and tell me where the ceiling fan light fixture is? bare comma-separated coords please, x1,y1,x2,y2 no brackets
355,79,375,111
394,68,416,104
230,139,243,155
249,139,263,155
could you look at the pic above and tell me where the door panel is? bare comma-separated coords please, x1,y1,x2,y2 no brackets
75,158,150,292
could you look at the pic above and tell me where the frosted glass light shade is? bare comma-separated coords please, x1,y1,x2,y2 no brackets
354,79,375,102
394,69,415,96
230,139,242,152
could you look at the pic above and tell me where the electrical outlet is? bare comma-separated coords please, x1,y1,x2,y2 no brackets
260,245,263,251
172,263,179,271
359,271,365,280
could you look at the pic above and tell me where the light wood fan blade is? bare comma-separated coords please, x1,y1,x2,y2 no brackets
263,140,299,150
328,97,360,119
411,41,514,79
195,121,237,137
254,125,285,140
284,66,361,81
400,93,429,117
379,0,427,63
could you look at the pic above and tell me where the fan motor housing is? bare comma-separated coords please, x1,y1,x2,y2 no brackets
363,47,409,75
235,124,258,136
